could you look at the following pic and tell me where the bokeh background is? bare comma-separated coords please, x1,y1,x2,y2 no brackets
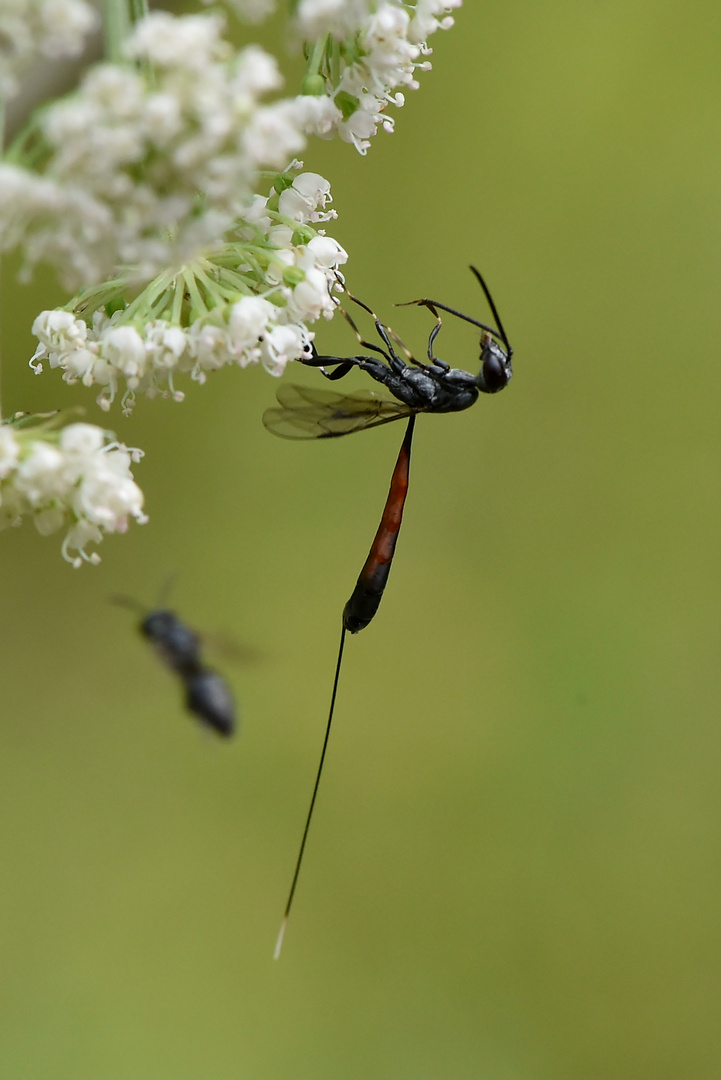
2,1,721,1076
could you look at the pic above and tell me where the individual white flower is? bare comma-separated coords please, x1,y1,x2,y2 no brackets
57,422,105,456
73,463,145,532
278,172,334,221
30,310,88,361
261,325,309,375
408,0,462,43
228,296,276,347
306,234,348,268
292,95,343,137
187,325,235,376
244,194,273,227
337,91,390,152
101,327,147,385
0,416,147,567
232,43,284,96
365,5,418,80
62,520,104,565
15,443,67,505
242,100,311,170
144,324,189,371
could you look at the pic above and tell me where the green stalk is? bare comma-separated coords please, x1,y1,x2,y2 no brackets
171,280,185,326
182,269,209,321
301,35,330,94
102,0,148,63
129,0,149,21
102,0,131,63
0,96,4,419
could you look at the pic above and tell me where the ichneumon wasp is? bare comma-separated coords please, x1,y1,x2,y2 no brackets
264,266,513,956
113,593,237,738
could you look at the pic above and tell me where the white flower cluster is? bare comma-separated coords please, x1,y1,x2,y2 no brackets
0,12,340,289
0,0,98,99
294,0,462,153
29,172,348,414
295,0,460,41
0,418,147,567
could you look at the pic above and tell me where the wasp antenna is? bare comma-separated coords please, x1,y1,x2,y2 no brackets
394,293,501,342
468,265,512,356
109,594,145,614
156,572,179,609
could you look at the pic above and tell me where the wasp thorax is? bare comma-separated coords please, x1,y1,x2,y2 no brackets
141,609,201,673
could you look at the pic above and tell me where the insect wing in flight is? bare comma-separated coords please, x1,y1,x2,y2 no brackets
262,383,414,440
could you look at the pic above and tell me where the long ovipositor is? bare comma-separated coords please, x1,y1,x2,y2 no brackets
343,414,415,634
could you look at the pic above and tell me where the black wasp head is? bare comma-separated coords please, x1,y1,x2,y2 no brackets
476,334,513,395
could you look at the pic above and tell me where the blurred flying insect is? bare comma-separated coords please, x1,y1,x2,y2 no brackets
113,593,236,738
264,266,513,957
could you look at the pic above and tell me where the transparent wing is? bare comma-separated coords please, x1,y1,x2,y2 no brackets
262,383,415,440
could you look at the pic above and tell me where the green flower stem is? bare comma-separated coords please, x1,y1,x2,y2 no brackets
102,0,148,63
301,36,331,94
182,269,209,321
212,268,256,295
8,407,83,436
211,249,266,270
171,280,185,326
122,270,175,321
192,265,235,308
4,108,51,167
308,36,328,78
102,0,131,63
129,0,149,21
0,96,4,420
147,286,174,318
72,277,130,316
330,38,341,85
213,248,266,281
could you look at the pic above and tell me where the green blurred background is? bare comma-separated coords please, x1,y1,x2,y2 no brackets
2,1,721,1076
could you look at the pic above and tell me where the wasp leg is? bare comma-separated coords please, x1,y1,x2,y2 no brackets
318,360,359,381
344,291,411,375
299,344,358,380
308,351,392,385
418,307,449,372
